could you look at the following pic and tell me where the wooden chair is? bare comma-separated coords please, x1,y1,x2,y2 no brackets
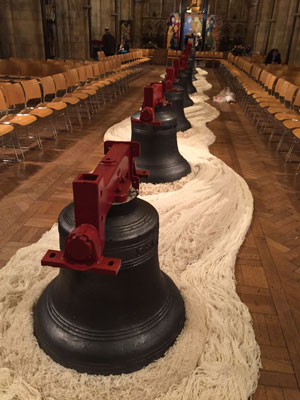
97,51,105,61
20,79,60,141
76,66,104,111
63,69,93,119
39,76,72,133
265,87,300,148
0,83,41,148
51,73,83,127
0,89,24,161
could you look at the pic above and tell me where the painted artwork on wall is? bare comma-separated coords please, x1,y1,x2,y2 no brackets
166,13,181,49
206,15,222,50
183,13,222,51
120,20,133,44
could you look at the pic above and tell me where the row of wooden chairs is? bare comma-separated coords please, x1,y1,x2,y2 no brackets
98,50,151,66
0,57,89,78
227,54,300,84
0,51,151,80
130,49,155,58
0,56,145,162
195,51,224,60
220,56,300,173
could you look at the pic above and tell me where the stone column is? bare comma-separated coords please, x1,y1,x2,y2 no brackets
289,14,300,65
134,0,144,47
56,0,72,59
269,0,295,62
253,0,273,55
0,0,16,58
245,0,259,46
56,0,90,60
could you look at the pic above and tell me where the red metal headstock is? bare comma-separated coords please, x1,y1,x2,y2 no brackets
132,83,166,126
163,67,177,92
172,59,180,78
179,55,188,70
42,142,148,276
183,43,192,56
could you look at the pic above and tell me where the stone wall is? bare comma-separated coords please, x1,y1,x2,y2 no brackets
0,0,45,59
250,0,300,65
208,0,249,51
0,0,299,65
55,0,90,60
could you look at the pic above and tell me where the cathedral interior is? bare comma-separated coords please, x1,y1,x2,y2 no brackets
0,1,300,400
0,0,299,64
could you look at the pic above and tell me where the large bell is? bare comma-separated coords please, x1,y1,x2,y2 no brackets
131,83,191,183
180,46,197,93
185,56,197,94
33,142,185,375
173,58,194,108
164,67,191,132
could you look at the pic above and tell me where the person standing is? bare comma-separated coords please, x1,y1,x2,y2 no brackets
102,27,116,57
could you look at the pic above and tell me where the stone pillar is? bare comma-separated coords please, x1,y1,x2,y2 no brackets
253,0,273,55
0,0,16,58
56,0,71,59
91,0,101,39
245,0,258,46
269,0,295,62
134,0,144,47
289,15,300,65
56,0,90,60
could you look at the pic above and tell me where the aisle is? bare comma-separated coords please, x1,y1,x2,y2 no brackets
206,68,300,399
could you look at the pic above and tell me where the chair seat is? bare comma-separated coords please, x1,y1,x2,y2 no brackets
267,106,294,114
28,107,53,118
98,79,111,86
71,91,89,100
292,128,300,139
0,123,14,136
246,89,263,95
56,96,80,105
256,96,278,103
0,113,37,126
75,88,97,96
252,92,269,99
92,81,106,88
85,84,101,91
283,120,300,129
274,112,300,121
111,74,124,79
259,100,281,108
39,101,67,111
106,76,119,82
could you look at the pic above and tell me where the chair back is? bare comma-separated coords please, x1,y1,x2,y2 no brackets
284,83,298,103
0,89,8,112
64,69,79,88
1,83,26,107
77,66,87,83
52,73,67,91
292,89,300,108
39,76,56,97
21,79,42,102
85,65,94,79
